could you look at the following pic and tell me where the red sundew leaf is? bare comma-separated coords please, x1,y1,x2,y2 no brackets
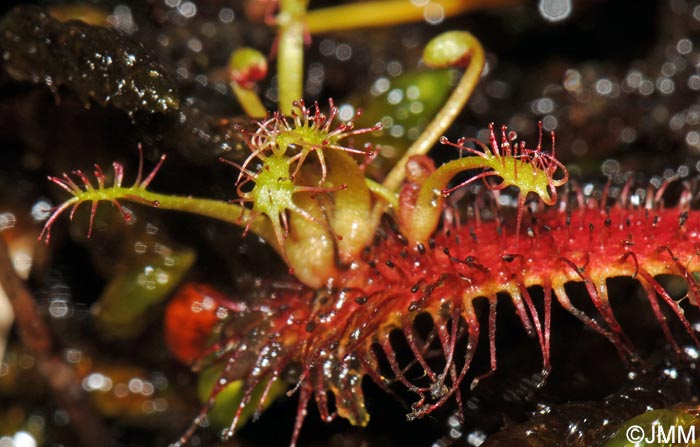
186,182,700,445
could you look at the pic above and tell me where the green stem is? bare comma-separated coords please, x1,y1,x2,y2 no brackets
87,188,276,249
231,82,268,118
382,33,485,192
365,178,399,209
306,0,522,34
277,0,309,114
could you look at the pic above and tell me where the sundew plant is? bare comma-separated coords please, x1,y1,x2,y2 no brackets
1,1,700,446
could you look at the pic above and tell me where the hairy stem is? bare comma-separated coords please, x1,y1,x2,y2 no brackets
74,188,276,250
306,0,522,34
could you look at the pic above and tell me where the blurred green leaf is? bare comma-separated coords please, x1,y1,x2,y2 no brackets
92,248,195,339
353,68,454,177
197,364,287,429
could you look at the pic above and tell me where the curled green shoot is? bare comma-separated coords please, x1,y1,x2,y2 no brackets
229,47,268,118
401,122,568,246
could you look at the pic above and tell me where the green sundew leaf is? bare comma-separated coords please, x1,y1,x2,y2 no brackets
197,365,288,429
353,69,454,177
92,248,195,339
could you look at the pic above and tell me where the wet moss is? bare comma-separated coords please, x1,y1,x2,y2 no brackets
0,5,179,115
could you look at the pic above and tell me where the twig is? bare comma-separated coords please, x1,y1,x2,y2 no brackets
0,237,110,446
0,281,13,362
